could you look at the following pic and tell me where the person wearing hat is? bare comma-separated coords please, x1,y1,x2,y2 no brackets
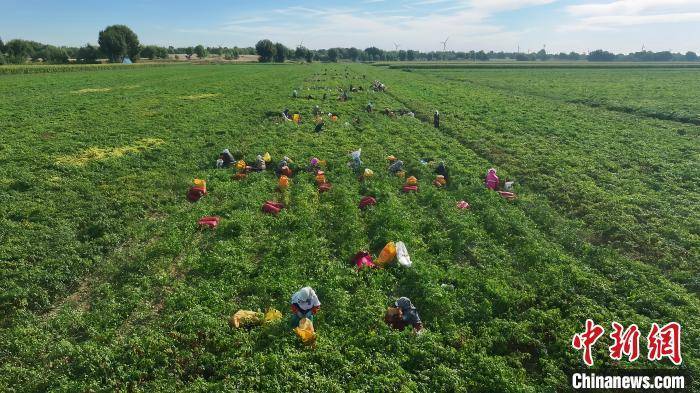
386,297,423,332
290,286,321,327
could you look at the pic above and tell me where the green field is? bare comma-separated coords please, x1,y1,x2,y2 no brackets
1,63,698,391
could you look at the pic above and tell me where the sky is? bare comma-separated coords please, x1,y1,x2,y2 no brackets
2,0,699,53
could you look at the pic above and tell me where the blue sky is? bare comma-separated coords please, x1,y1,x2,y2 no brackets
2,0,699,53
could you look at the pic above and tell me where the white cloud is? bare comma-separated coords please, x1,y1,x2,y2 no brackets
210,1,558,51
563,0,700,30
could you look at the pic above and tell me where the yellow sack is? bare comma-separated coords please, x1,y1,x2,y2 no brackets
396,171,406,179
264,308,282,323
263,152,271,163
236,160,246,171
294,318,317,345
406,176,418,186
230,310,262,328
292,113,301,124
193,178,206,191
364,168,374,178
278,175,290,190
315,172,326,185
375,241,397,266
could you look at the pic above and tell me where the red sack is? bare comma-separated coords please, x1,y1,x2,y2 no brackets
359,196,377,210
402,185,418,193
198,216,220,229
318,182,332,193
187,186,206,202
262,201,284,214
352,251,375,269
281,166,293,177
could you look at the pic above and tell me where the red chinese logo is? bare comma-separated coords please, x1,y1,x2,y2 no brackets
573,320,682,366
609,322,640,362
647,322,682,365
572,319,605,366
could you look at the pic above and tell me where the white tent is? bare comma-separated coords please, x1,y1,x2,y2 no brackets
122,57,132,64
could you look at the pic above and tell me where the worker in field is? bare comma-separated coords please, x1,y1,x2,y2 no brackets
282,108,292,121
291,286,321,327
253,155,266,171
314,116,324,133
218,149,235,168
313,105,321,116
433,110,440,128
485,168,499,190
385,297,423,332
366,101,374,113
293,89,299,98
436,161,449,181
388,159,404,175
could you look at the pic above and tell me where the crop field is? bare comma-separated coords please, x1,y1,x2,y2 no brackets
411,67,700,124
1,63,698,391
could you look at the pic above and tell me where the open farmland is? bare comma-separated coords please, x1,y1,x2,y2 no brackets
1,63,698,391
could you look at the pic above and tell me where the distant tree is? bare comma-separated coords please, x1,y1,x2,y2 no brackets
653,51,673,62
398,49,407,61
256,39,275,62
273,42,286,62
194,44,207,59
43,46,69,64
140,45,155,59
167,46,175,54
686,51,698,61
0,36,5,53
304,49,313,63
346,47,359,62
98,25,140,62
475,50,488,61
294,46,306,60
364,46,382,61
5,39,37,63
515,53,531,61
327,48,339,62
587,49,615,62
568,51,581,60
227,47,240,60
536,48,548,61
185,47,194,58
407,50,417,61
76,44,101,63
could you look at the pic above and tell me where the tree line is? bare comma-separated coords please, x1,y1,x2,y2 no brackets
0,25,256,65
1,26,698,65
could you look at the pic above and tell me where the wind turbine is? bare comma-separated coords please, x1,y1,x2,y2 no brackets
440,36,450,51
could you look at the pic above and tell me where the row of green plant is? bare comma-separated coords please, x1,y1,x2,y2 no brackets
420,68,700,125
0,62,181,75
365,65,699,293
1,64,696,391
